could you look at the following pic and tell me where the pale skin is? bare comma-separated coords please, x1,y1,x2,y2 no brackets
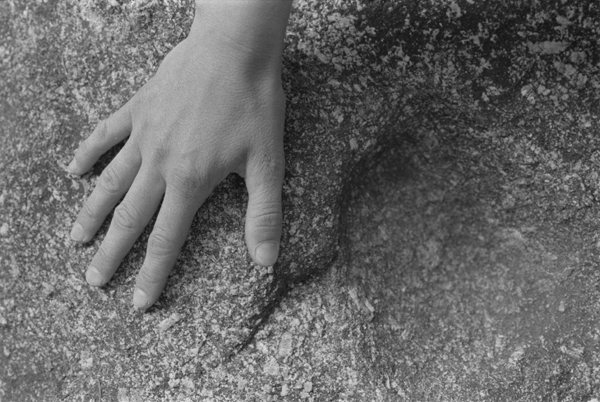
68,0,293,310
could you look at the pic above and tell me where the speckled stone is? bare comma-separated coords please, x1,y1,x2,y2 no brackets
1,0,600,400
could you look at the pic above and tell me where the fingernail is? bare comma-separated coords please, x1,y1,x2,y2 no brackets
70,223,85,242
133,287,149,310
255,241,279,266
67,158,79,174
86,266,104,287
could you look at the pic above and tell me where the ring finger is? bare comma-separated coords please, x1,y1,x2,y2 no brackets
86,166,166,287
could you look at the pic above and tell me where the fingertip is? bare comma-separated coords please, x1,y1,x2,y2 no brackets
70,222,88,243
254,241,279,266
67,158,82,175
133,287,150,311
245,201,282,267
86,266,105,287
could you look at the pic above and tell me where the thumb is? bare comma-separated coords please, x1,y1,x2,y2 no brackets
244,154,284,267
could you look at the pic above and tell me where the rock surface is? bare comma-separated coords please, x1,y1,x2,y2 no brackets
1,0,600,400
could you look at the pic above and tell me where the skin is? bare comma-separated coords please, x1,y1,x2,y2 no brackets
67,0,293,310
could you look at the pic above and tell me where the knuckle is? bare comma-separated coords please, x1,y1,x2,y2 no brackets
169,169,202,200
147,145,168,166
77,138,90,158
137,266,165,286
112,203,141,232
94,246,113,267
98,165,121,195
249,205,282,229
80,120,107,155
147,228,179,258
264,153,285,175
80,200,100,221
254,152,285,183
96,119,109,141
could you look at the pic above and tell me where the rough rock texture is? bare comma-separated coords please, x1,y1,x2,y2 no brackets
1,0,600,400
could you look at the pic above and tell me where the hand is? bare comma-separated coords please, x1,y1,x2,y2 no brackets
67,12,287,310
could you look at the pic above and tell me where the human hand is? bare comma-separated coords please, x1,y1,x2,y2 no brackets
67,2,290,310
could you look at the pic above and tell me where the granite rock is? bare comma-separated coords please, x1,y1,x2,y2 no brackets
1,0,600,400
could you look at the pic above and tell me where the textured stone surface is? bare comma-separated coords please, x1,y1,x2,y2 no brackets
1,0,600,400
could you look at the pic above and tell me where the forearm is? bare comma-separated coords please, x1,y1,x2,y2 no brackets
190,0,293,76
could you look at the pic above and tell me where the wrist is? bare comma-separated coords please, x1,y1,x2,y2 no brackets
190,0,292,78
